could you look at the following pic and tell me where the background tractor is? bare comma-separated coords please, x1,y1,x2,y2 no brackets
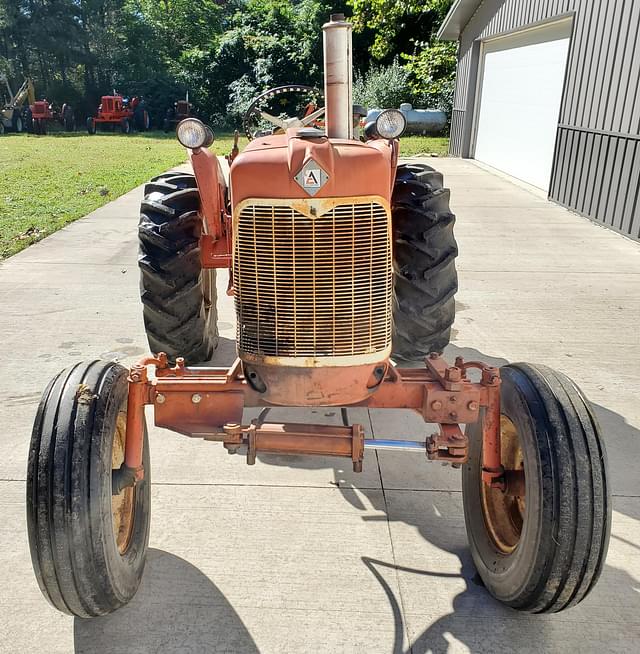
29,99,54,135
163,96,193,132
0,75,34,134
87,94,149,134
26,100,75,134
27,15,610,619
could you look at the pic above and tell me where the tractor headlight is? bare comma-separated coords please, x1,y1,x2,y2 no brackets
176,118,208,149
375,109,407,139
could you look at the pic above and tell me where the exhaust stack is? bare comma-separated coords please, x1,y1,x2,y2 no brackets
323,14,353,140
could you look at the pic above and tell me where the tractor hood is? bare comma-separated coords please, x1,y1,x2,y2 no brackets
229,129,396,207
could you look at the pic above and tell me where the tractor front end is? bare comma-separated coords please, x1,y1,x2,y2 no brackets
230,131,396,406
27,14,611,620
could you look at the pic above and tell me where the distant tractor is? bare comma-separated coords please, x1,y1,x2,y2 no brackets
29,100,54,135
0,75,34,134
87,94,149,134
163,97,192,132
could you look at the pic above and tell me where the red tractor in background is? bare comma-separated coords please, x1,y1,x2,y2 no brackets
87,94,150,134
163,97,192,132
26,99,75,135
29,100,54,135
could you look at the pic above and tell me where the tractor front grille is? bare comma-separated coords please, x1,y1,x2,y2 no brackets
234,199,392,360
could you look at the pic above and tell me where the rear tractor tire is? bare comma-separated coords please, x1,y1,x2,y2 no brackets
138,172,218,364
391,163,458,361
462,363,611,612
27,360,151,617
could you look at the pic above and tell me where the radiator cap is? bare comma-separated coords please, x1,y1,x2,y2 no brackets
296,127,326,139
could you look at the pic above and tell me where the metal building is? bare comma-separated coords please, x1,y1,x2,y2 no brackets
439,0,640,239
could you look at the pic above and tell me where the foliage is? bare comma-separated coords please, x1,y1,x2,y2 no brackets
353,59,411,110
348,0,456,116
0,0,455,126
348,0,452,59
403,41,457,113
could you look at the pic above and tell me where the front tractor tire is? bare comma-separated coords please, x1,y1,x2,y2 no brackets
138,172,218,364
391,163,458,361
463,364,611,613
26,360,151,617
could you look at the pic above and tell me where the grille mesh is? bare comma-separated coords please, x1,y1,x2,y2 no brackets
234,200,392,358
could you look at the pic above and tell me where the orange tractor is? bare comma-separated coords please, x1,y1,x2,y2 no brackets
87,94,149,134
29,100,54,134
27,15,610,618
163,97,193,133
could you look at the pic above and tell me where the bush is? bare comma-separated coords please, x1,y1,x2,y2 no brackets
353,58,412,110
226,74,261,128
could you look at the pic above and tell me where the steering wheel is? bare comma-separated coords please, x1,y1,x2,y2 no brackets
242,84,325,140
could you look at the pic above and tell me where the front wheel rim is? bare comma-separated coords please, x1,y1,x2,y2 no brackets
111,411,136,555
480,415,526,554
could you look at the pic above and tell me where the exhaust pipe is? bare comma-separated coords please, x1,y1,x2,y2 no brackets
323,13,353,140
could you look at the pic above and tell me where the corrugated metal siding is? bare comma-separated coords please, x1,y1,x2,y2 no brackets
449,0,640,238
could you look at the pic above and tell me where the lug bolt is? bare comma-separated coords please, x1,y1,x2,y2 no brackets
431,400,443,410
468,401,478,411
156,393,166,404
191,393,202,404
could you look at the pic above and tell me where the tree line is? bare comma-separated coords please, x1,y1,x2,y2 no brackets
0,0,455,128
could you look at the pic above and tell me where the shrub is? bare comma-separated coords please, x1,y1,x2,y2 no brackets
353,58,412,110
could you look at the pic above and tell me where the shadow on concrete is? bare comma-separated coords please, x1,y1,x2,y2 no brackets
209,336,239,366
251,342,640,653
73,549,258,654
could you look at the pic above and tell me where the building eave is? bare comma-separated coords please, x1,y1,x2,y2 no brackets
437,0,484,40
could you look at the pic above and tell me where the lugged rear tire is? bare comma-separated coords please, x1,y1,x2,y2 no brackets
462,363,611,612
138,171,218,363
27,360,151,617
391,163,458,361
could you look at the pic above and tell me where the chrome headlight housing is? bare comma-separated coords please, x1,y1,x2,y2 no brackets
375,109,407,139
176,118,213,149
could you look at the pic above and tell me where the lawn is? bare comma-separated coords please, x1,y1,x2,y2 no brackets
0,131,448,259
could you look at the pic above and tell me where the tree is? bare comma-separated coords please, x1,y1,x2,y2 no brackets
348,0,456,115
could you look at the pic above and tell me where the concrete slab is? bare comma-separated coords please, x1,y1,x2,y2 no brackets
1,157,638,653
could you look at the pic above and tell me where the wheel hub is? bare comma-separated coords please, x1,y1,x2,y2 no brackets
480,415,526,553
111,411,135,555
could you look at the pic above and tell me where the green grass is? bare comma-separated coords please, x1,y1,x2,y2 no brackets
0,131,448,259
0,131,240,259
398,135,449,157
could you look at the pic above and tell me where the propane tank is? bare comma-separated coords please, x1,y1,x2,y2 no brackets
366,103,447,135
323,14,353,140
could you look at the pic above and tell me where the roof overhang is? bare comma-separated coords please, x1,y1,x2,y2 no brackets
437,0,483,40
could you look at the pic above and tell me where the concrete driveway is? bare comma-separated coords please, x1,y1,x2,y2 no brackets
1,157,638,653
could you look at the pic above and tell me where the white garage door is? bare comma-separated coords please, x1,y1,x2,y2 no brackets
473,21,572,190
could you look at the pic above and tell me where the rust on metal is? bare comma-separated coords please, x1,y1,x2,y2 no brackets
112,412,136,555
124,353,505,475
480,415,526,553
480,366,503,487
426,423,468,462
124,362,150,479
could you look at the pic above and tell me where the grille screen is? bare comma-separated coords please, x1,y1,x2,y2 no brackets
234,200,392,358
